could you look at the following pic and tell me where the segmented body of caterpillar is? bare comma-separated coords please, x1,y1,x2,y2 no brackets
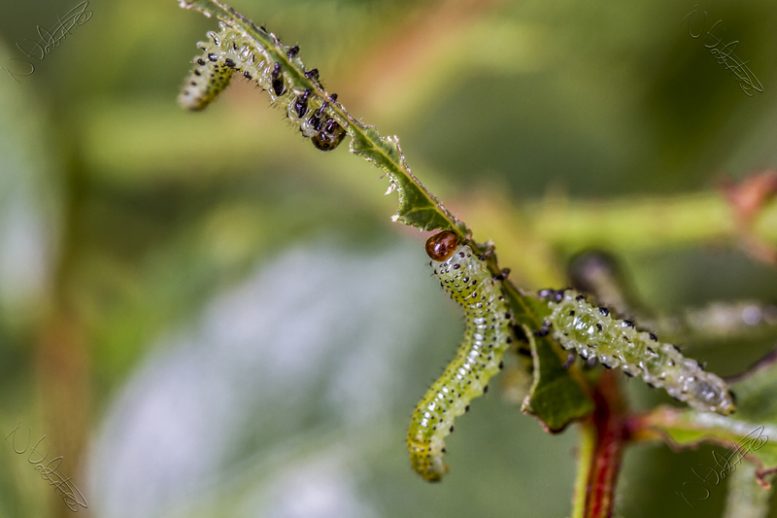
407,231,514,482
178,24,347,151
539,289,736,415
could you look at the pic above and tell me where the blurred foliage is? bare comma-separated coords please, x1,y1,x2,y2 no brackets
1,0,777,517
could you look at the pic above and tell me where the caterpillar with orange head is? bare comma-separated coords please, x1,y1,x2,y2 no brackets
407,231,516,481
407,233,737,482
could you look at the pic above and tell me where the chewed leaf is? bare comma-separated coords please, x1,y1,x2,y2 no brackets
638,408,777,485
178,0,462,233
636,349,777,486
350,131,456,231
514,292,594,432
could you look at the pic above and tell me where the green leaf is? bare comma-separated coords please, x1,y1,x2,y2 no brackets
505,287,594,432
177,0,462,233
637,349,777,484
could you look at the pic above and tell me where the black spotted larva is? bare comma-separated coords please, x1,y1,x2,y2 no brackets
178,25,347,151
407,231,515,481
538,289,736,415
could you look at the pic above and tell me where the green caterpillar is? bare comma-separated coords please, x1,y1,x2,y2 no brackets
178,24,346,151
407,231,515,481
538,289,736,415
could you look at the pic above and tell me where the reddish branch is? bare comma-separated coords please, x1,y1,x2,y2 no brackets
583,372,629,518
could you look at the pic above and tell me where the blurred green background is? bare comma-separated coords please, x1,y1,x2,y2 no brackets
1,0,777,516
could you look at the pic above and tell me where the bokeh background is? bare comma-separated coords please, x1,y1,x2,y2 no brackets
1,0,777,517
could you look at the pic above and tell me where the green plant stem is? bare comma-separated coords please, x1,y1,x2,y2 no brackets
529,192,777,253
81,100,777,255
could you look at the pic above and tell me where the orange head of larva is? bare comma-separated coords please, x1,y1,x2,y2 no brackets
425,231,459,262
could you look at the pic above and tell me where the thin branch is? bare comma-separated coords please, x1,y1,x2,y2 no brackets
571,371,628,518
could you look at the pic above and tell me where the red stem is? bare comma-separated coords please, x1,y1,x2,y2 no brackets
584,372,628,518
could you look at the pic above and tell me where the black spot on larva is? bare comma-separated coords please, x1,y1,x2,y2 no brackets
449,426,455,433
330,93,338,102
308,112,323,131
194,70,202,76
499,361,504,370
598,307,610,316
224,58,236,68
649,332,658,341
243,71,252,79
494,268,511,281
511,326,528,342
538,289,552,299
596,323,603,332
673,345,682,353
305,68,320,80
271,62,285,96
190,80,197,86
197,58,206,66
535,322,551,337
453,264,461,270
568,310,576,317
287,45,300,58
623,320,635,328
575,294,585,301
464,405,470,412
624,371,634,378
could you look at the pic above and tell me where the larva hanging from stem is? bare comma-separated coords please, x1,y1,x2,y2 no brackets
178,24,347,151
407,231,516,482
538,289,736,415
